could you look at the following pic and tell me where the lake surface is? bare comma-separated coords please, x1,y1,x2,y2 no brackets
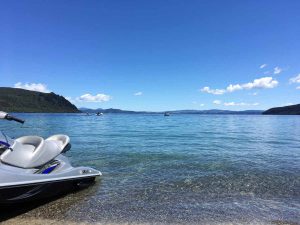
1,114,300,224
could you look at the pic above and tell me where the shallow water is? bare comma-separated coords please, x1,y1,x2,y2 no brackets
1,114,300,224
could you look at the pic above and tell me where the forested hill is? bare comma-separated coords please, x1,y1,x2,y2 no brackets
263,104,300,115
0,87,80,113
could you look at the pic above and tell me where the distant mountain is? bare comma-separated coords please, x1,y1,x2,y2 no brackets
263,104,300,115
80,108,263,115
169,109,263,115
79,108,147,114
0,87,80,113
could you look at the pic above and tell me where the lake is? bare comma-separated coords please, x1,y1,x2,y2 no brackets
1,113,299,224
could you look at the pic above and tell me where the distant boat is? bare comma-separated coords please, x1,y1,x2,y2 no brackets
164,112,170,116
96,112,104,116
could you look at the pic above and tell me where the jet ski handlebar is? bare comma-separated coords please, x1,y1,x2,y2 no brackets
5,115,25,124
0,111,25,124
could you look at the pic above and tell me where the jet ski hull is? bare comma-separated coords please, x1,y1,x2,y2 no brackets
0,176,97,205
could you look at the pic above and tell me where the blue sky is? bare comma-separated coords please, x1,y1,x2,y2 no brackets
1,0,300,111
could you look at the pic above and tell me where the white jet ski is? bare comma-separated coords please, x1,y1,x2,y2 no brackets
0,111,101,204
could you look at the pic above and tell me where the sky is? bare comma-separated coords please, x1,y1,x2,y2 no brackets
1,0,300,111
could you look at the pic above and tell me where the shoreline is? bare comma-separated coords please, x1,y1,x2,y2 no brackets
2,218,299,225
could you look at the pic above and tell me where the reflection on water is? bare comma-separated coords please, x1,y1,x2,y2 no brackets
1,114,300,224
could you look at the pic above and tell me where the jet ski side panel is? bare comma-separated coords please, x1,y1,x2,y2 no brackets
0,154,101,187
0,176,96,205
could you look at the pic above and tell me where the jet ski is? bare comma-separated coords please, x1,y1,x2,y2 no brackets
0,111,101,205
164,112,170,116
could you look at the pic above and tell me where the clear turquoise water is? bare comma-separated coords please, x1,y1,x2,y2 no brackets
1,114,300,224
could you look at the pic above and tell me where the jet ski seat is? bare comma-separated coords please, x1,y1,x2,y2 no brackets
0,135,70,169
46,134,70,151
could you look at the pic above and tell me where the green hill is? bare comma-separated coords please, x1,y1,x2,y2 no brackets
0,87,80,113
263,104,300,115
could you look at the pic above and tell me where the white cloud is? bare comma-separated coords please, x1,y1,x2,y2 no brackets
289,74,300,84
201,77,278,95
64,96,78,104
297,86,300,90
223,102,236,106
201,87,226,95
77,93,112,102
134,91,143,96
242,77,278,89
200,103,205,107
226,84,243,92
223,102,259,106
213,100,222,105
65,96,72,101
273,67,282,74
215,100,259,107
260,64,267,69
14,82,50,93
